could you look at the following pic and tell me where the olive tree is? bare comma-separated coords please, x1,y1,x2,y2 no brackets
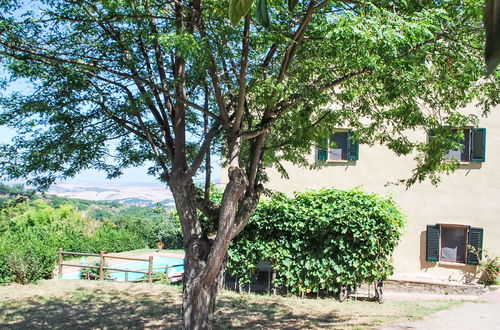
0,0,498,328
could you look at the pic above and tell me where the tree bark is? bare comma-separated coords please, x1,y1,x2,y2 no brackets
182,266,219,330
170,168,251,330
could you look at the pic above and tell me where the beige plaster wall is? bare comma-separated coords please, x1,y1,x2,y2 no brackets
257,104,500,283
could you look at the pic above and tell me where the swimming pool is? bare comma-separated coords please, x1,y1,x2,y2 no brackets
62,256,184,281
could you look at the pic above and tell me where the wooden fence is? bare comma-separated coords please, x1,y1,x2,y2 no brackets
57,248,183,283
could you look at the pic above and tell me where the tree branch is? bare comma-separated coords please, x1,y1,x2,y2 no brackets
232,14,251,135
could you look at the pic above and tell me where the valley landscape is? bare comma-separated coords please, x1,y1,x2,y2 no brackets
47,183,176,208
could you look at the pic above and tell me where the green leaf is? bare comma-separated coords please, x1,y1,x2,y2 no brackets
255,0,269,28
229,0,254,25
485,0,500,75
288,0,299,11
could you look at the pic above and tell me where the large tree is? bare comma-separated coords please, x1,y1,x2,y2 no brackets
0,0,498,328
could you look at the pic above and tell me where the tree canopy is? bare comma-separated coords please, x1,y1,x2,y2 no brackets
0,1,498,188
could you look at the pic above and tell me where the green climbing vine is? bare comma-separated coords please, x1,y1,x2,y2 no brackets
227,188,406,294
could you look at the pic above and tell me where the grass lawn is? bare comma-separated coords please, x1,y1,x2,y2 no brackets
0,279,466,329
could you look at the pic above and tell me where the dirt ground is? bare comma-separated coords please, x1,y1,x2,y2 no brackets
381,289,500,330
0,279,471,329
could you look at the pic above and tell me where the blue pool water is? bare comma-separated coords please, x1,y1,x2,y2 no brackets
62,256,184,281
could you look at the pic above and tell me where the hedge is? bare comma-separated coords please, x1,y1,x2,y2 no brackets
227,188,405,294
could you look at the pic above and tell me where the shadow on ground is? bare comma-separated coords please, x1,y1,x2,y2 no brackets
0,287,181,329
0,283,432,329
214,295,360,329
0,286,360,329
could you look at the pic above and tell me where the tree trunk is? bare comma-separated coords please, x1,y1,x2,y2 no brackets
182,262,219,330
170,167,255,330
170,182,229,330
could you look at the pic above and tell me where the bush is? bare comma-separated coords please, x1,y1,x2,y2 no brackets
227,188,405,294
7,250,44,284
115,205,183,249
469,246,500,286
139,271,170,284
480,255,500,286
0,199,146,284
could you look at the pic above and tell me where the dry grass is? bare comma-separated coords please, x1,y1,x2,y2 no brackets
0,280,465,329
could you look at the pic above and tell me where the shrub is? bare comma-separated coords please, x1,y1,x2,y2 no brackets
227,188,405,294
469,246,500,286
140,271,170,284
7,250,44,284
80,261,109,280
0,199,146,284
480,255,500,286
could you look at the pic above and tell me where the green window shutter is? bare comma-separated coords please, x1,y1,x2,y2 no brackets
318,137,328,161
471,128,486,162
467,227,484,265
426,225,440,262
347,131,359,161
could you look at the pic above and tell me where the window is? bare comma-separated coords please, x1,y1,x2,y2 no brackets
440,226,467,263
318,130,359,161
426,224,483,264
430,128,486,163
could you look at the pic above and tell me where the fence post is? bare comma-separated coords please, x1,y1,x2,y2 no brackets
99,251,105,280
125,271,129,283
148,256,154,284
58,248,63,279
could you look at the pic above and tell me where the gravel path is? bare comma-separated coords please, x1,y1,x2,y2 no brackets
381,289,500,330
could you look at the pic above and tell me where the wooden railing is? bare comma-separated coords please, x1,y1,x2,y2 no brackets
57,248,183,283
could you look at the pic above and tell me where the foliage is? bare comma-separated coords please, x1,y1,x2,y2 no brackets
0,1,498,190
80,261,109,280
6,250,45,285
228,188,405,294
0,198,146,284
479,254,500,286
114,204,183,249
469,246,500,286
230,0,499,74
0,183,183,250
140,271,171,285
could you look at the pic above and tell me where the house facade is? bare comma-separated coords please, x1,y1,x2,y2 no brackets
260,103,500,283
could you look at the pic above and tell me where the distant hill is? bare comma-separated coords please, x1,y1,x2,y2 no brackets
0,183,172,220
47,183,175,208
